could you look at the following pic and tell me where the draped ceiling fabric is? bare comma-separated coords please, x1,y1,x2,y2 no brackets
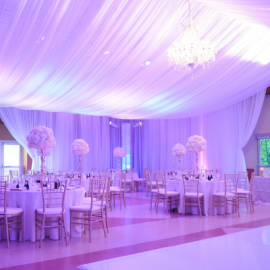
0,90,265,175
0,0,269,119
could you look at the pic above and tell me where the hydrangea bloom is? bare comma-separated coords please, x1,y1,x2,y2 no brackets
27,125,56,150
172,143,186,157
113,147,125,158
37,148,51,156
186,135,207,153
71,139,89,155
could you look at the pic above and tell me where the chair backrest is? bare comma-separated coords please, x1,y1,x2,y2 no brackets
126,172,133,181
40,180,67,213
183,174,200,195
238,171,248,190
0,180,7,212
9,170,19,179
121,172,127,190
0,175,9,184
88,178,107,209
112,171,122,189
155,172,166,193
224,174,239,195
70,173,82,185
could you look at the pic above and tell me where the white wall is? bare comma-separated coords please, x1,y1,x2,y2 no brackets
243,97,270,172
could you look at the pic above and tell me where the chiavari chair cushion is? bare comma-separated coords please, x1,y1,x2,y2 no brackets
237,190,251,195
158,190,179,196
0,207,23,215
185,192,204,197
93,200,107,207
110,186,124,192
36,207,64,215
134,178,144,182
212,192,235,197
70,204,101,212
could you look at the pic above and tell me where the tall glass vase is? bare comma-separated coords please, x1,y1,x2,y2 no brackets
118,157,121,171
78,154,82,175
178,156,181,170
40,148,45,181
195,152,199,173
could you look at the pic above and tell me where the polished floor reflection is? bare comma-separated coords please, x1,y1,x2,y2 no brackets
0,192,270,270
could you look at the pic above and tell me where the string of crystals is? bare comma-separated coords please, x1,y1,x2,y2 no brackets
167,0,217,73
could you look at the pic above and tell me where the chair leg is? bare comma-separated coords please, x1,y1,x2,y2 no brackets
182,196,185,216
119,192,122,209
123,192,126,207
70,211,72,239
223,197,226,219
105,206,109,233
62,213,68,246
21,213,24,242
89,213,92,243
150,193,153,211
156,195,160,213
101,211,106,238
198,197,202,218
5,215,9,248
39,215,45,248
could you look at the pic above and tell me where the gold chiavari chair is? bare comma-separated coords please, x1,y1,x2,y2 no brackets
70,178,107,242
147,170,158,210
237,172,254,214
110,172,126,209
212,174,239,218
134,171,146,192
238,171,248,191
0,177,24,248
156,173,180,214
182,174,204,217
125,171,134,192
35,180,68,248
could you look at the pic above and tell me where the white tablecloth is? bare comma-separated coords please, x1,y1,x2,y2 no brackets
82,172,139,193
167,179,229,216
4,187,85,242
254,176,270,203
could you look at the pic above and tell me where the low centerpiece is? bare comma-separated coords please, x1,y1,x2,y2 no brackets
27,125,56,180
113,147,126,170
172,143,186,170
71,139,89,174
186,135,207,173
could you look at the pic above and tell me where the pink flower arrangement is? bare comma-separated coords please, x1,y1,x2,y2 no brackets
71,139,89,155
113,147,125,158
27,125,56,150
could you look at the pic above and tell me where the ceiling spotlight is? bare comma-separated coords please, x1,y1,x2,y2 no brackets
104,51,110,54
145,60,151,66
133,122,143,128
41,36,45,41
109,121,119,128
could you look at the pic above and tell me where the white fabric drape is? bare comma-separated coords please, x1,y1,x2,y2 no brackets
0,0,269,119
0,108,110,171
0,89,265,175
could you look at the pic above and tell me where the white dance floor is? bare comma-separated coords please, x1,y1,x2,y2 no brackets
78,225,270,270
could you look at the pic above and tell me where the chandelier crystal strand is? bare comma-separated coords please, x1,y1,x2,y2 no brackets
167,0,217,73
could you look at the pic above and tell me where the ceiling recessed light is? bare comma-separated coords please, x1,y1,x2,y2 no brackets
104,51,110,54
41,36,45,41
145,60,151,66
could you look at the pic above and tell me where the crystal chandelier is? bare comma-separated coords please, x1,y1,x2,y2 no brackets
167,0,217,72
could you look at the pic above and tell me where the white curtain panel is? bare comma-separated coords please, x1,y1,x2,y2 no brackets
0,90,265,175
0,108,110,171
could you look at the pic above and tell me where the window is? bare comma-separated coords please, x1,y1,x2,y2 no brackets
121,123,131,170
259,138,270,165
0,142,22,176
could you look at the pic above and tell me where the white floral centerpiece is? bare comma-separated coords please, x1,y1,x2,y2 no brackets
113,147,125,170
172,143,186,170
71,139,89,173
186,135,207,172
27,125,56,180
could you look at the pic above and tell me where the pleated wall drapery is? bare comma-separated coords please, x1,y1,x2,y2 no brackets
0,90,265,176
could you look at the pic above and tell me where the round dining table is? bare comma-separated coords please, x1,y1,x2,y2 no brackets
4,187,85,242
167,179,232,216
